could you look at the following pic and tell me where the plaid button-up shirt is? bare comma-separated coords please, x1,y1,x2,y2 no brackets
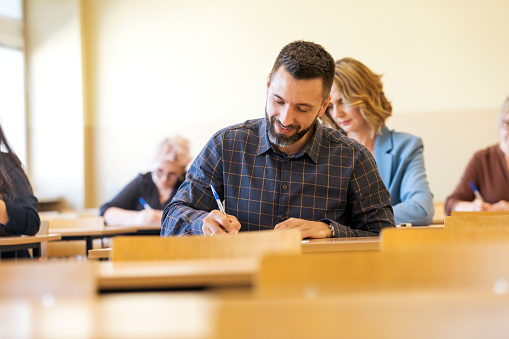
162,118,394,237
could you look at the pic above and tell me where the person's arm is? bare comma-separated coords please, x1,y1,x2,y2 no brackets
0,200,8,225
103,207,163,226
0,163,40,236
489,200,509,211
392,138,434,226
342,148,396,237
100,174,156,226
445,153,484,215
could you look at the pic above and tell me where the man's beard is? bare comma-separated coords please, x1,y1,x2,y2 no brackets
265,106,318,148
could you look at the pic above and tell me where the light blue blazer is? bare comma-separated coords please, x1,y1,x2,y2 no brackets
374,126,434,226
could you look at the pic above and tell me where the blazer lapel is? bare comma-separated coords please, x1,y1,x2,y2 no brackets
374,126,394,187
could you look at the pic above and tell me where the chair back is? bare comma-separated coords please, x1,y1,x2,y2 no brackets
112,229,301,261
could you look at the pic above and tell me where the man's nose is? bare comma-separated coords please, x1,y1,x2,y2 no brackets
279,105,295,126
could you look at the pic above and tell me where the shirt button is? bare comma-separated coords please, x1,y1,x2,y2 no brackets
279,214,285,220
282,184,288,190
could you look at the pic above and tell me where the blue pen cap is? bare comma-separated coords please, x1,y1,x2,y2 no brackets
210,185,221,201
469,181,478,193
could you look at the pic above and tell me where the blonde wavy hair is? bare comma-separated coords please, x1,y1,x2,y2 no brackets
153,135,192,171
323,58,392,137
497,95,509,130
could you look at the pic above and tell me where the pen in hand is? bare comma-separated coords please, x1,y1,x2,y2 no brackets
138,197,153,210
469,181,484,202
210,184,226,217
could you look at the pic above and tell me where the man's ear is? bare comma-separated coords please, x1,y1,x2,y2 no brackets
318,95,332,118
266,73,272,93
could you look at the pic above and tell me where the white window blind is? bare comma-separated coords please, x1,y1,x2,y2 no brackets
0,0,23,49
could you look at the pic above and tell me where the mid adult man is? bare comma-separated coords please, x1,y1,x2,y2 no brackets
162,40,395,238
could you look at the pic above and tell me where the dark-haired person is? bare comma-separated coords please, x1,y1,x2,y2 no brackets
323,58,434,226
0,123,40,258
162,41,395,238
445,96,509,215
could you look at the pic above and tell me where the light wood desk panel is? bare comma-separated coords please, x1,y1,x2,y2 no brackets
97,258,258,291
0,234,61,258
2,290,509,339
302,236,380,253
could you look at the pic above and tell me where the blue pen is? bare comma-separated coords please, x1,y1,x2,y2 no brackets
138,197,153,210
469,181,484,202
210,185,226,216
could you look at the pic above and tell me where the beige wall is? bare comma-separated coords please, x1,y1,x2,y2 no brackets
26,0,84,209
27,0,509,209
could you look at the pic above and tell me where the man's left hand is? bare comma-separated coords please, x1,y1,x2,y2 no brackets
274,218,332,239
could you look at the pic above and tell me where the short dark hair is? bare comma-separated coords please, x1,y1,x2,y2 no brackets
270,40,335,101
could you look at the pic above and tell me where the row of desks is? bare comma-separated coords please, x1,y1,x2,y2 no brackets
1,222,446,259
0,225,161,259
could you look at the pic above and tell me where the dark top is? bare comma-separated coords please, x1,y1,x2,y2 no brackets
0,153,40,237
445,144,509,215
162,118,395,237
99,172,183,224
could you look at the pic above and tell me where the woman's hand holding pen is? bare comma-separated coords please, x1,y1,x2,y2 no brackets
135,209,164,226
202,210,241,236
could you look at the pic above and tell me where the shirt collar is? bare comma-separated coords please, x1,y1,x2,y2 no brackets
257,118,322,164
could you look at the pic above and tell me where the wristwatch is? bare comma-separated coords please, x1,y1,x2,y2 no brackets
327,221,335,238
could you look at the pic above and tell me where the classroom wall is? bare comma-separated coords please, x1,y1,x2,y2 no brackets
27,0,509,209
25,0,85,209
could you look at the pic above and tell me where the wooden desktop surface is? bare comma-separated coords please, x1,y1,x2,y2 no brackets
2,289,508,339
50,226,139,237
96,257,258,291
302,236,380,252
0,234,61,246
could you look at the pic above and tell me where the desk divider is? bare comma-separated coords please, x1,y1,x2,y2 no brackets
445,215,509,231
0,261,96,300
256,243,509,299
112,229,302,261
451,211,509,216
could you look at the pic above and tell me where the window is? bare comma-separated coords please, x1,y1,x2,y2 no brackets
0,0,25,165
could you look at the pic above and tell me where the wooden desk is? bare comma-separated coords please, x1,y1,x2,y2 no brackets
0,234,61,259
89,248,112,260
2,290,509,339
97,258,258,291
106,225,161,236
302,237,380,253
51,226,139,252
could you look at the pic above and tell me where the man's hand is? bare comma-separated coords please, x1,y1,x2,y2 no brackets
274,218,332,239
202,210,241,236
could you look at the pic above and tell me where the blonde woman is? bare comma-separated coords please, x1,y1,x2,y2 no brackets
324,58,434,225
100,135,192,226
